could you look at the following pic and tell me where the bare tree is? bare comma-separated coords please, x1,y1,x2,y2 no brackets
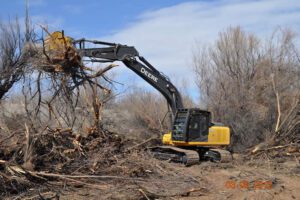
193,27,300,151
0,15,35,99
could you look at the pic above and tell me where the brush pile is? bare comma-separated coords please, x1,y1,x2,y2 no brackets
0,126,124,194
250,101,300,160
0,125,203,199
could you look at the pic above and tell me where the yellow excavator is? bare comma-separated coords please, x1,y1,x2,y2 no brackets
46,32,231,166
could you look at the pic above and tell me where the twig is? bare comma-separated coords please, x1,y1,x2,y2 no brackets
87,64,118,78
125,137,156,152
252,143,295,154
271,74,281,132
0,160,6,164
264,144,293,151
23,123,33,169
49,175,109,190
0,131,17,144
33,171,147,181
138,189,150,200
155,164,168,174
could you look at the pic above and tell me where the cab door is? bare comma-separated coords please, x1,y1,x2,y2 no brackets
187,113,209,142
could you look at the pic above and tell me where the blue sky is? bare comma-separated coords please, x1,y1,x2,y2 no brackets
0,0,201,38
1,0,300,101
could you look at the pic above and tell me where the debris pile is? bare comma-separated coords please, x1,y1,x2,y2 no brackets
0,126,126,194
0,125,202,199
250,101,300,160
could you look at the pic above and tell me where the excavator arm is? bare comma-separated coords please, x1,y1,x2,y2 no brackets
73,39,183,115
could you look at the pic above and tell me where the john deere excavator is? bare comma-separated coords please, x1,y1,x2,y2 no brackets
46,32,231,166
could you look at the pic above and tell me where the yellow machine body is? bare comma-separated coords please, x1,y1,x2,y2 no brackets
162,126,230,146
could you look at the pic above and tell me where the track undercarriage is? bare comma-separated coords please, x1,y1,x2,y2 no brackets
149,146,232,166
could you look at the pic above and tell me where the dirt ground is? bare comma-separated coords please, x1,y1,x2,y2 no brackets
53,157,299,200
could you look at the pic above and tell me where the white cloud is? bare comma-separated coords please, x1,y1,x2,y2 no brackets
100,0,300,96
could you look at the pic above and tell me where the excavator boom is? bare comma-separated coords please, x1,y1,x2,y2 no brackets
74,39,183,115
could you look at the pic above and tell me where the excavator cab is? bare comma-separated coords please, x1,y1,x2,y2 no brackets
172,109,210,142
163,108,230,147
